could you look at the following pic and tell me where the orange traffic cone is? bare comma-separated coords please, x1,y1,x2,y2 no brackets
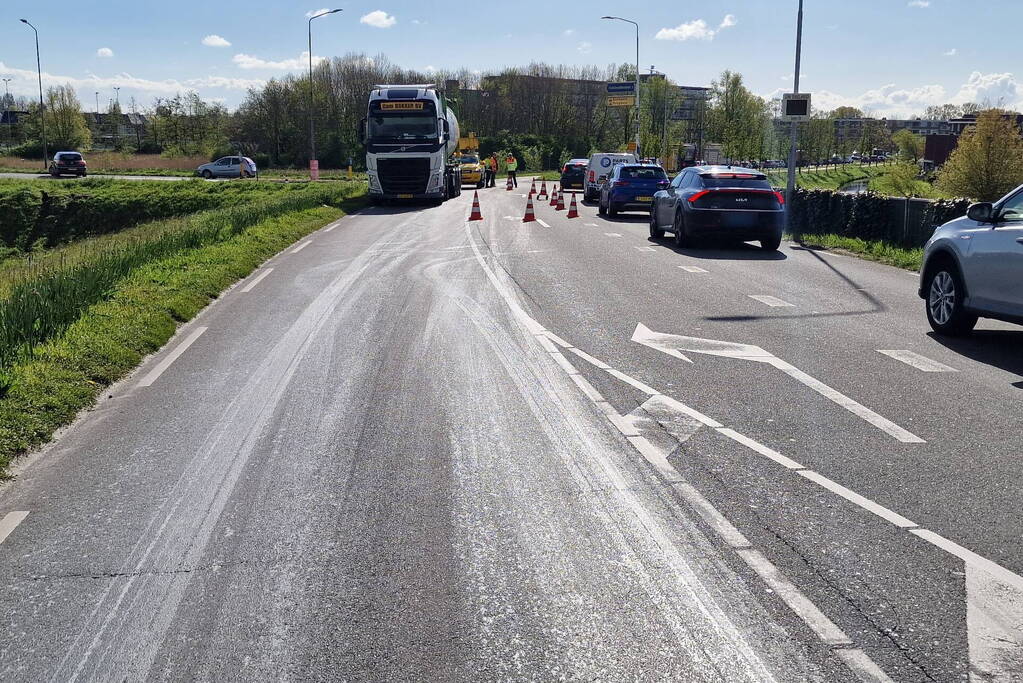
538,180,548,199
556,189,566,211
566,192,579,218
550,185,559,207
468,191,483,221
522,195,536,223
506,175,513,191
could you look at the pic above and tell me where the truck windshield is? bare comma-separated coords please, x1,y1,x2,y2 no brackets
368,115,438,141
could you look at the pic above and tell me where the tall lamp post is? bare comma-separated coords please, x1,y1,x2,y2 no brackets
113,86,120,105
308,8,342,180
2,78,12,153
602,15,641,157
20,19,47,170
785,0,805,214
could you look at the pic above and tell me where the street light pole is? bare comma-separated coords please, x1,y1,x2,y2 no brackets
20,19,47,170
602,16,641,157
307,8,342,180
113,87,120,105
2,78,12,153
785,0,805,213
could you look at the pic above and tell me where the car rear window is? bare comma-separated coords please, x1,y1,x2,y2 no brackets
620,167,667,180
58,153,82,161
701,174,771,189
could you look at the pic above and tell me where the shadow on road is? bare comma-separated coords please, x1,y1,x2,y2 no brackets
928,329,1023,382
649,237,789,262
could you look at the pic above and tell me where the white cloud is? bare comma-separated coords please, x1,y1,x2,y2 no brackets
943,48,957,56
306,8,331,18
953,71,1022,108
908,0,930,7
232,51,324,70
655,15,735,42
423,65,437,74
96,48,114,58
577,41,593,54
202,35,232,48
563,29,575,37
360,10,396,28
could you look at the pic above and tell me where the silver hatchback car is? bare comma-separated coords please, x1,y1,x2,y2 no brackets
196,156,257,179
920,184,1023,335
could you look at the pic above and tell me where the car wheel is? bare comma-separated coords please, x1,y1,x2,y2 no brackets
608,202,618,217
924,262,978,336
649,210,665,239
760,233,782,251
597,194,607,216
672,211,690,248
202,170,213,179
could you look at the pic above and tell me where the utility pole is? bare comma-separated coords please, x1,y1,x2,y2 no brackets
307,8,342,180
785,0,805,214
20,19,47,169
2,78,12,153
113,87,120,105
602,16,640,156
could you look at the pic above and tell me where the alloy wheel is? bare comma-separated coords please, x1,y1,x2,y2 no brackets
929,271,955,325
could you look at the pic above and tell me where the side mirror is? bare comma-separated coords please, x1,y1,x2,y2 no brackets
966,202,994,223
657,180,670,190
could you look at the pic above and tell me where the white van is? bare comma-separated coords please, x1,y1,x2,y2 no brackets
585,153,639,201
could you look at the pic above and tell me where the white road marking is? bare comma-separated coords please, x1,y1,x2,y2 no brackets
716,428,804,469
536,218,551,228
290,241,312,254
911,529,1023,593
585,223,598,227
877,350,957,373
605,232,622,237
240,268,274,293
635,246,656,252
966,563,1023,681
798,470,918,529
0,511,29,546
632,324,924,444
322,221,341,233
137,327,208,388
834,649,896,683
679,266,708,273
749,295,795,308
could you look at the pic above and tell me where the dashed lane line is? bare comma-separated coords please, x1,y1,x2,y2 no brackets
680,266,709,273
749,294,795,307
635,246,656,252
536,218,551,228
878,350,957,373
605,233,622,238
290,240,313,254
137,327,208,388
240,268,274,293
0,511,29,546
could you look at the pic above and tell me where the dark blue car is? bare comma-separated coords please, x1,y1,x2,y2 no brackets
598,164,669,216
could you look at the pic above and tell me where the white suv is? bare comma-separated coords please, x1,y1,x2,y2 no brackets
584,152,637,202
920,184,1023,334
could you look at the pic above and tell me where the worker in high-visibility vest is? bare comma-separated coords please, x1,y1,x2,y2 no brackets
487,154,498,187
505,154,518,188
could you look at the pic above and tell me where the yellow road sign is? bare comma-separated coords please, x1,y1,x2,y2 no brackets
607,96,636,108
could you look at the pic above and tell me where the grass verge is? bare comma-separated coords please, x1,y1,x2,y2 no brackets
0,197,363,478
791,232,923,271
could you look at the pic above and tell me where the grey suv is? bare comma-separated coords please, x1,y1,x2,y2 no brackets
920,184,1023,335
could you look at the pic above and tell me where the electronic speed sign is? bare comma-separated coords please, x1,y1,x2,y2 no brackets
781,93,811,121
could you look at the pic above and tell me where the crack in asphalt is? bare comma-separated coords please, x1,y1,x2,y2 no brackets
29,558,251,582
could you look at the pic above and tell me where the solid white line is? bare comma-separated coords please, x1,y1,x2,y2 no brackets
605,233,622,237
604,368,659,396
716,428,804,470
799,470,918,529
137,327,208,388
652,394,723,428
550,351,580,375
0,511,29,546
911,529,1023,592
877,350,957,373
536,218,551,228
542,331,573,348
568,372,604,403
240,268,274,293
679,266,708,273
737,548,854,647
567,346,611,370
535,334,559,353
749,294,795,307
672,481,752,549
290,241,312,254
628,435,683,482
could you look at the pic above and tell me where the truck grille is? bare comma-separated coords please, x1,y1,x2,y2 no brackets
377,158,430,194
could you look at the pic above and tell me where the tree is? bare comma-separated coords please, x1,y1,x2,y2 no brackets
887,161,921,197
891,128,925,163
44,84,91,151
707,70,768,162
937,109,1023,200
829,106,864,119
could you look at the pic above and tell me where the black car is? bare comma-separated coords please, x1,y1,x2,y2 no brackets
559,158,588,191
649,165,785,250
49,151,87,178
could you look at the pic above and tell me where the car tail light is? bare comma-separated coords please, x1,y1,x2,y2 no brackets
688,190,710,203
589,171,595,182
613,181,630,187
774,191,785,205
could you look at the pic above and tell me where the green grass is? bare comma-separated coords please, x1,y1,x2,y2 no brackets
766,163,891,191
0,192,365,477
791,232,923,271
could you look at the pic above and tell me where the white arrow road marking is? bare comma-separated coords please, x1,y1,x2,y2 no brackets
749,295,795,307
967,564,1023,680
878,350,957,373
0,511,29,546
680,266,708,273
632,323,924,444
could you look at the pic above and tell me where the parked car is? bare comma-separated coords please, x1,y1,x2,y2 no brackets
919,184,1023,335
584,152,638,201
456,154,486,189
649,165,785,250
560,158,588,191
598,164,668,217
197,156,257,179
49,151,87,177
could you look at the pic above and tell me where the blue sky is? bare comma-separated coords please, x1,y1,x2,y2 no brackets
0,0,1020,117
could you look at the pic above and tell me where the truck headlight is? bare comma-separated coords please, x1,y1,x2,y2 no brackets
368,171,381,191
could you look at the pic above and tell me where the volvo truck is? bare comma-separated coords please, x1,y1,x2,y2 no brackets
362,84,462,204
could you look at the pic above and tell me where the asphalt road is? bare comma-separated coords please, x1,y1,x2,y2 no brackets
1,180,1021,681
